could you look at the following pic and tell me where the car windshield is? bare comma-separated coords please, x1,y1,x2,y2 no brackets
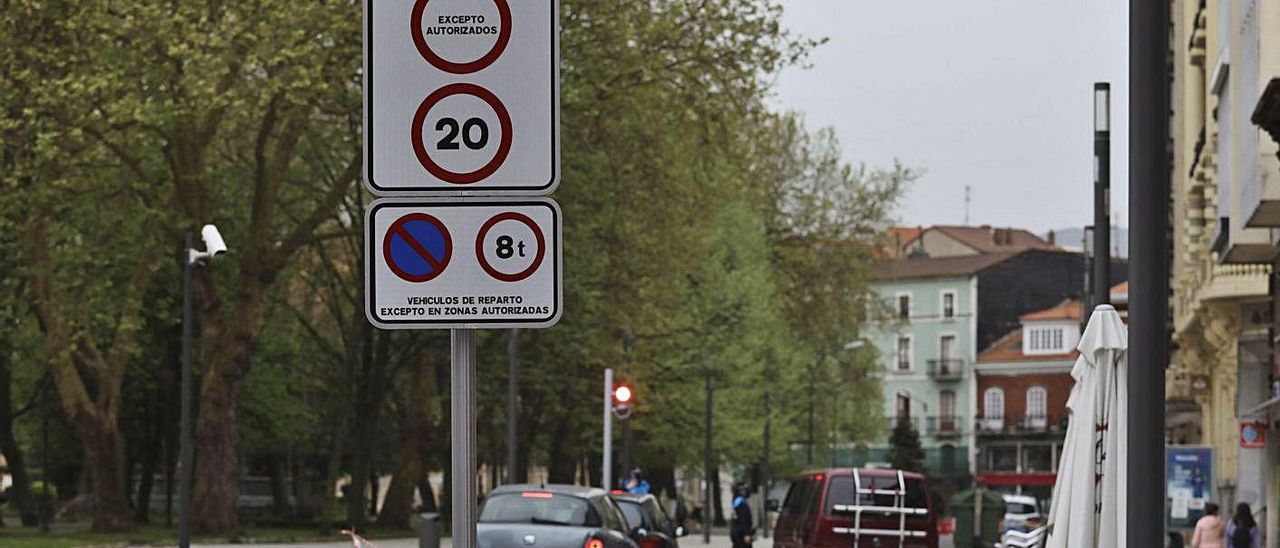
479,493,598,526
825,475,929,519
616,500,644,529
1005,502,1037,515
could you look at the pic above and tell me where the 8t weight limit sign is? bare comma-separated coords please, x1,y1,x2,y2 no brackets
365,198,562,329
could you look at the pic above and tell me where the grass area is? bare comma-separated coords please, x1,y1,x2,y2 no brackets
0,522,417,547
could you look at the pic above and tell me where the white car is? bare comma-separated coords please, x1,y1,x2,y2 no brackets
1001,494,1042,533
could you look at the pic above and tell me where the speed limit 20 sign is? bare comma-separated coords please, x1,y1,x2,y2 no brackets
365,198,562,329
364,0,558,195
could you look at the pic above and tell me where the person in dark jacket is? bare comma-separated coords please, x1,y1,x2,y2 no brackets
730,484,754,548
1226,502,1261,548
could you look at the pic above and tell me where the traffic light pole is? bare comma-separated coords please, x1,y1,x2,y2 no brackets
452,329,478,548
603,368,613,490
622,417,632,477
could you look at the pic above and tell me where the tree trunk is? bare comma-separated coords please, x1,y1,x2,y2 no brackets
547,416,577,484
191,360,244,533
377,359,435,528
0,360,38,526
74,413,134,531
269,453,291,518
134,440,158,523
319,427,345,535
710,466,724,526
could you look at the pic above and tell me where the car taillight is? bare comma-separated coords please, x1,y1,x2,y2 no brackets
584,538,604,548
639,536,663,548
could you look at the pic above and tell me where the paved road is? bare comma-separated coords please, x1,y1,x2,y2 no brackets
184,533,956,548
186,535,737,548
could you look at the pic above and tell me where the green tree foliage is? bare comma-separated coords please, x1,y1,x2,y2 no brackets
0,0,911,533
886,418,926,474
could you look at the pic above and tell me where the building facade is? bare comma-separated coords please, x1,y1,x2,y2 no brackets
866,239,1105,490
1169,0,1280,543
869,273,977,479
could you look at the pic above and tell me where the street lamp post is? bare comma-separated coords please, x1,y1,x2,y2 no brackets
1129,0,1170,544
179,225,227,548
1093,82,1112,307
703,370,713,545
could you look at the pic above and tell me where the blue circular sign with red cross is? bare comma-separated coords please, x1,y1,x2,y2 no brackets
383,213,452,282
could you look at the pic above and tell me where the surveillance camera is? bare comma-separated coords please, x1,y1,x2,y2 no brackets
201,224,228,256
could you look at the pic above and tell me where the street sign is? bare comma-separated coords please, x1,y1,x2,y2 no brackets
364,0,559,195
1241,421,1267,448
365,198,562,329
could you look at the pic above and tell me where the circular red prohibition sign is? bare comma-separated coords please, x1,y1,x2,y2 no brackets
411,83,514,185
410,0,512,74
475,212,546,282
383,213,453,283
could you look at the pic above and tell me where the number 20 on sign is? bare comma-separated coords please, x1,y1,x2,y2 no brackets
364,0,559,195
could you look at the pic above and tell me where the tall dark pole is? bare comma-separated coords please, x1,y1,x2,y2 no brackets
761,388,771,539
40,406,49,533
179,232,195,548
622,417,632,476
1129,0,1170,545
1094,82,1112,307
806,356,818,467
506,328,518,483
703,372,713,545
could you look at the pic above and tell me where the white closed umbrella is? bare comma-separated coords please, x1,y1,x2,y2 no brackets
1044,304,1128,548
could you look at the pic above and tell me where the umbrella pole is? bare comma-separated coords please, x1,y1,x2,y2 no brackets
1128,0,1171,545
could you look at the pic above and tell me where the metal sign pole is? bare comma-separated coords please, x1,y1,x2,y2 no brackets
452,329,478,548
178,232,194,548
507,328,518,484
603,368,613,490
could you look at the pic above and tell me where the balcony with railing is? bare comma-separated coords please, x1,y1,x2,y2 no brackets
925,415,962,438
975,415,1006,433
926,359,963,381
1017,414,1050,432
976,414,1067,436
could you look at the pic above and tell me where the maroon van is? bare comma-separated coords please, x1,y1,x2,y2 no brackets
773,468,937,548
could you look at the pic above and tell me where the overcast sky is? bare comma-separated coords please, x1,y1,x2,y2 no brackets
772,0,1129,235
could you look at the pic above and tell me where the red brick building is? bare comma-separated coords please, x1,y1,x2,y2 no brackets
971,283,1127,499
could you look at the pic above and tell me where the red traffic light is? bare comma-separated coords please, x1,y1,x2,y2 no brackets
613,385,633,404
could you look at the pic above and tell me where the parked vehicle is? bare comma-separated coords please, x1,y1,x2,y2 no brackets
999,494,1042,533
610,492,687,548
478,484,639,548
773,468,938,548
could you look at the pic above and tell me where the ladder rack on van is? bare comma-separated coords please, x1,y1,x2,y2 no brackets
829,469,928,547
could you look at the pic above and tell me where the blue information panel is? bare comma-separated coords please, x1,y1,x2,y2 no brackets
1166,446,1215,531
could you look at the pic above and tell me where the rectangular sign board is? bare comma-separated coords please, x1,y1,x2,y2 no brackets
365,198,562,329
1165,445,1214,531
364,0,559,195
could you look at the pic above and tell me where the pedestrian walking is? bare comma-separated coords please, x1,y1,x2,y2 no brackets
730,484,754,548
1226,502,1261,548
1191,503,1225,548
625,468,651,494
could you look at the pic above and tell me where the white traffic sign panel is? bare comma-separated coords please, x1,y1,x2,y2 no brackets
365,0,558,195
366,198,562,329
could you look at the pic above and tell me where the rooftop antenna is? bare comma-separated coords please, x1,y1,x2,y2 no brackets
964,185,971,225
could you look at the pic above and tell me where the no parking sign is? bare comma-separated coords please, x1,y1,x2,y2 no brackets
365,198,561,329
